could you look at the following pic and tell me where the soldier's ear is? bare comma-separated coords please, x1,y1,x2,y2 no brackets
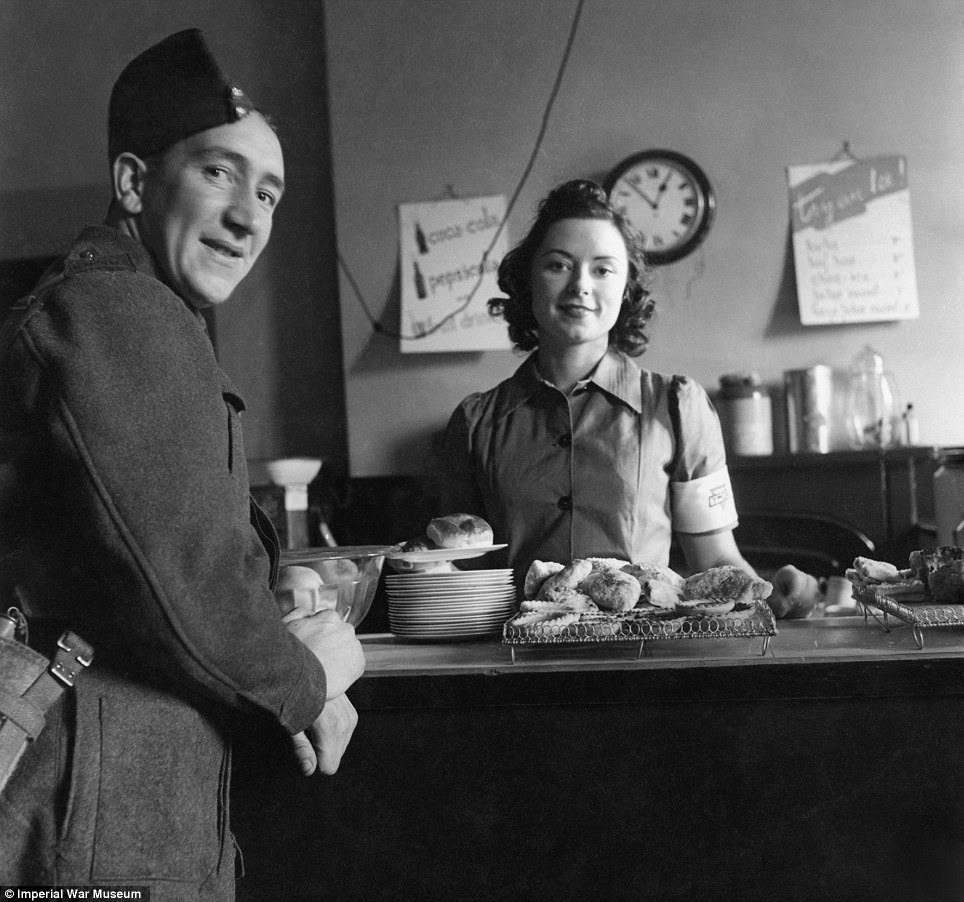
112,152,149,214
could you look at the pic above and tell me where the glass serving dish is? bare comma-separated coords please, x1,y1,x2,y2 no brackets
279,545,394,627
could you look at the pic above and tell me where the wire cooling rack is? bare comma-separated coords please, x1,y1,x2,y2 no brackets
502,603,776,662
855,587,964,650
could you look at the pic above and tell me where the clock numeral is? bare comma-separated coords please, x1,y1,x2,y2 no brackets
680,213,694,227
652,235,665,248
646,166,660,180
683,196,696,208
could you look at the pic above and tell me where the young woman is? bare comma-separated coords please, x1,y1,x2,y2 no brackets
438,179,814,616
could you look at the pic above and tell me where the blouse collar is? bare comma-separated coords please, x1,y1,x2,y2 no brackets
498,347,643,418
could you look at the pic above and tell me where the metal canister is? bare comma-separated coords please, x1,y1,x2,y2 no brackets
716,373,773,456
784,366,834,453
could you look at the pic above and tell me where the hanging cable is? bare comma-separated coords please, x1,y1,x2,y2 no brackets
338,0,586,341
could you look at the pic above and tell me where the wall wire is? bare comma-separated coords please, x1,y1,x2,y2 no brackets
336,0,586,342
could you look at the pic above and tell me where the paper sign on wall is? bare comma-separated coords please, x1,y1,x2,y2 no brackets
398,195,510,353
787,155,919,325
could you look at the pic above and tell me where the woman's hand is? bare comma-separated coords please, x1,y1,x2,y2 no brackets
767,564,820,619
291,694,359,776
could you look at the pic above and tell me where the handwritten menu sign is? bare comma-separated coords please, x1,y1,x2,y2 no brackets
787,155,919,325
398,195,510,353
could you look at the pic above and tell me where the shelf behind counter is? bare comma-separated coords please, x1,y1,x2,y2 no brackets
233,617,964,902
727,445,952,564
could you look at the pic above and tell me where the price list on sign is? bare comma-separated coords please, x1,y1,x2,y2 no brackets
787,155,919,325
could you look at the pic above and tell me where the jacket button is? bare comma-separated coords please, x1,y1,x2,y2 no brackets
558,433,572,448
557,495,572,511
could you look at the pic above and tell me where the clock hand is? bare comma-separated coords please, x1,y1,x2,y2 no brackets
625,180,658,210
653,171,674,209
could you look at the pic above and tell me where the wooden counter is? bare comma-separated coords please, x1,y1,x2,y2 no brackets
233,618,964,902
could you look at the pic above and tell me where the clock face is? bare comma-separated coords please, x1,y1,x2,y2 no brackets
603,150,715,265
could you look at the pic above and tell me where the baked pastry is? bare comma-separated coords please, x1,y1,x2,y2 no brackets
426,513,494,549
724,601,757,624
847,554,923,601
675,598,736,618
853,556,902,582
582,568,642,612
637,579,681,609
520,594,595,615
585,556,631,573
683,566,772,604
523,560,565,599
537,559,593,601
930,560,964,604
510,608,580,634
910,547,964,582
622,562,685,592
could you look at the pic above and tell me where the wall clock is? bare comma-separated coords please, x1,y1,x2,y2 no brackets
603,149,716,265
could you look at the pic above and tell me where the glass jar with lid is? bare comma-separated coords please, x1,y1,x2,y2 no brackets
716,372,773,457
846,345,901,448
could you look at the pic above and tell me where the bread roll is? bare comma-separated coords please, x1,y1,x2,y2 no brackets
583,568,641,612
426,513,494,549
274,565,337,618
400,536,438,552
315,558,359,585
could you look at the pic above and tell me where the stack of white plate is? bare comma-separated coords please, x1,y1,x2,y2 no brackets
385,569,516,640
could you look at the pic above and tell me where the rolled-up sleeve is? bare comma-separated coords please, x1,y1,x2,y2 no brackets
668,377,737,535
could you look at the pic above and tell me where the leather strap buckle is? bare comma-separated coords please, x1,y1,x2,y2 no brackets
50,632,94,687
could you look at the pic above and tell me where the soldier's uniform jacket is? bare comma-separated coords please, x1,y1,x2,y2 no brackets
0,225,327,897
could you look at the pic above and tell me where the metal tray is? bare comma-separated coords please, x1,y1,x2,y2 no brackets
502,603,776,661
855,587,964,649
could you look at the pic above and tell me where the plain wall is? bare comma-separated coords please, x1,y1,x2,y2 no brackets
325,0,964,477
0,1,346,470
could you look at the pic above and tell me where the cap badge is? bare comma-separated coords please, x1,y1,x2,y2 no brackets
227,84,253,121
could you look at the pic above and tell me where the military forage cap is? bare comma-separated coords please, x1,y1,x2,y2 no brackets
108,28,255,163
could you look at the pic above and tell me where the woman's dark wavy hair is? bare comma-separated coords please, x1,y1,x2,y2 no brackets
488,179,655,356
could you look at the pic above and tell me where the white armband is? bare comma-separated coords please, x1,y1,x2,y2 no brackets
671,467,738,534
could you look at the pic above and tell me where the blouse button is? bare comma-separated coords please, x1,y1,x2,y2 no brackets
557,495,572,511
558,433,572,448
80,249,96,260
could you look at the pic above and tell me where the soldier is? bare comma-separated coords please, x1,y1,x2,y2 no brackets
0,29,362,896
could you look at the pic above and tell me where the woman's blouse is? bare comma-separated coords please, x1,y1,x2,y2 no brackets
438,348,737,576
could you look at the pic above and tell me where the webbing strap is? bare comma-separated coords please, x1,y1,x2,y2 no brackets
0,630,93,794
0,670,62,794
0,688,46,737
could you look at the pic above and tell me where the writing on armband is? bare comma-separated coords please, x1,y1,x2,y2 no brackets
671,467,738,534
